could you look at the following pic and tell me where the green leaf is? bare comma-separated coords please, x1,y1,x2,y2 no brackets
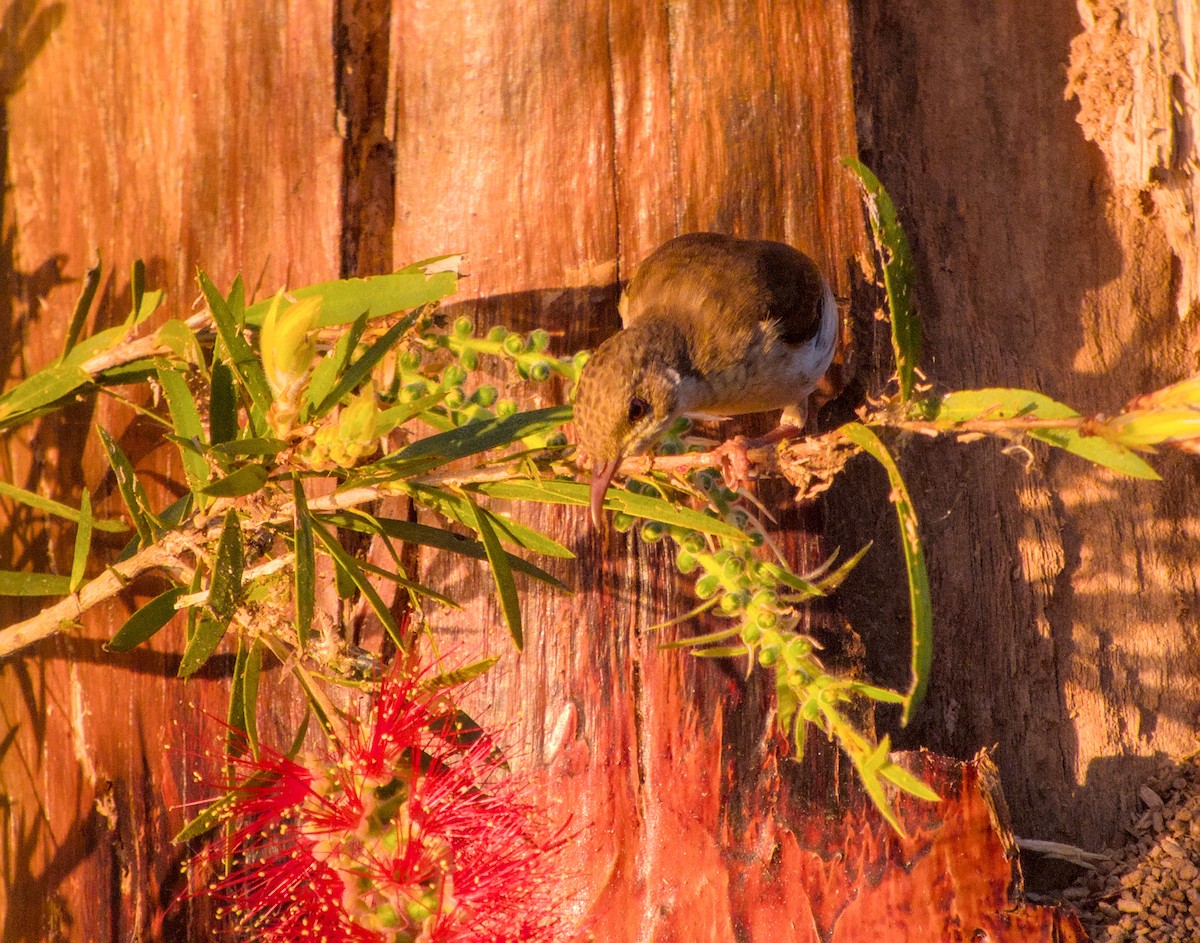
197,268,272,414
310,518,400,643
62,257,101,358
98,427,157,545
927,388,1160,480
843,158,921,402
157,319,204,366
472,477,750,542
227,638,249,747
357,557,459,608
0,571,72,596
174,790,237,843
318,511,569,591
879,759,941,802
107,586,186,652
293,480,315,648
0,480,126,533
422,656,501,693
69,489,93,593
464,498,523,651
841,422,932,725
814,542,873,594
156,363,211,493
411,485,572,558
0,362,90,426
128,259,145,329
178,617,230,678
211,437,288,456
208,510,245,622
386,405,572,467
209,360,238,446
199,464,269,498
313,314,419,417
242,264,460,328
304,311,367,418
242,640,263,756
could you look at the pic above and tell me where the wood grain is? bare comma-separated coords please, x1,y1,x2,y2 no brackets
0,1,341,936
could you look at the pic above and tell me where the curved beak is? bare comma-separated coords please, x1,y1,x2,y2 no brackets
589,456,622,529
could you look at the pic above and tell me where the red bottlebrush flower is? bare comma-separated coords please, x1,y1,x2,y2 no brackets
189,667,566,943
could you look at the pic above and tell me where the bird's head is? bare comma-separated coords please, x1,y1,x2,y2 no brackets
574,328,686,527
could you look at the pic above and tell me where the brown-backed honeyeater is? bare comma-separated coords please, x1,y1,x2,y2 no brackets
574,232,837,526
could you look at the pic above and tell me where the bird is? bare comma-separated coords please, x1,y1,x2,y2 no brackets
573,232,839,528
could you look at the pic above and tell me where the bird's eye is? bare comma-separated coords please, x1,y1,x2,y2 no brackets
627,396,649,424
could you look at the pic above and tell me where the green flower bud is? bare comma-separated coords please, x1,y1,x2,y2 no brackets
612,512,634,532
675,550,697,574
718,593,742,614
695,574,721,598
741,624,763,645
400,381,428,403
682,533,705,554
459,349,479,371
486,325,508,342
443,387,466,409
755,610,778,630
496,399,517,418
529,360,551,382
758,646,779,667
453,316,474,337
399,349,422,371
573,350,591,370
503,333,526,355
641,521,666,543
441,364,467,387
722,556,746,579
528,329,550,352
472,384,498,407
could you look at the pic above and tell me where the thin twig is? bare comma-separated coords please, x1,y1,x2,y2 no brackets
0,534,194,660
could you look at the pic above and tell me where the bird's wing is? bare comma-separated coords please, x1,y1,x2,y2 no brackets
620,233,827,346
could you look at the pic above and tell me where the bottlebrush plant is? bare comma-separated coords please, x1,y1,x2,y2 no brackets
184,661,566,943
0,165,1197,862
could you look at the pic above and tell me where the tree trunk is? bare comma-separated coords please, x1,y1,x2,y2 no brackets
0,0,1195,939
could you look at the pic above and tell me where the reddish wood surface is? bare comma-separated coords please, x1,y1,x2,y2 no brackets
0,0,1135,939
844,0,1200,851
0,2,341,938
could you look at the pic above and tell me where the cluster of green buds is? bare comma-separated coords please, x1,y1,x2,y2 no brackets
260,292,321,438
385,315,582,438
613,461,864,676
1096,372,1200,455
305,385,399,471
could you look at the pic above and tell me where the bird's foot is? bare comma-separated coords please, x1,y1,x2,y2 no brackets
712,425,802,491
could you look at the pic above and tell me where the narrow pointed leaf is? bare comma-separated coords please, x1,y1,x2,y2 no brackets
243,265,460,328
0,571,72,596
156,363,211,493
98,427,157,545
0,480,126,532
208,510,245,622
464,498,523,651
177,617,229,678
209,360,237,446
199,464,269,498
197,268,271,413
293,479,315,648
357,558,459,607
211,437,287,456
242,640,263,756
410,485,572,558
389,405,571,466
0,362,90,426
304,311,367,417
422,656,501,693
927,388,1160,480
473,477,749,542
319,511,570,591
309,518,399,642
69,489,93,593
843,158,920,402
842,422,932,725
62,257,101,357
